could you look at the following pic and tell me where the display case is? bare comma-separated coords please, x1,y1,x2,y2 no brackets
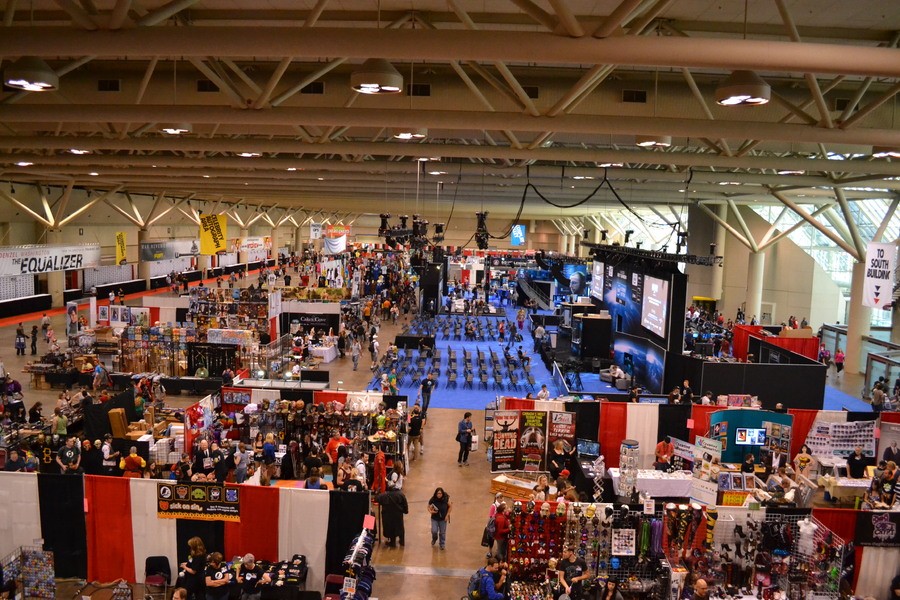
571,312,612,359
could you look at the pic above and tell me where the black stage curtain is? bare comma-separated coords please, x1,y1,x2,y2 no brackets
844,412,875,422
176,519,225,563
565,402,601,442
657,404,691,443
324,492,369,578
37,474,87,578
83,391,139,440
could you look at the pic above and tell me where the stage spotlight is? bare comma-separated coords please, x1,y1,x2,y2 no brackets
624,230,634,244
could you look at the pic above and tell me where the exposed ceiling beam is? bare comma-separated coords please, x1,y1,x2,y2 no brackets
3,28,900,77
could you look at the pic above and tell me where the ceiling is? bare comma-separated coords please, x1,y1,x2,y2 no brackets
0,0,898,237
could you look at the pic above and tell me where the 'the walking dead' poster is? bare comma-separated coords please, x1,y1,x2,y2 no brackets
491,410,520,472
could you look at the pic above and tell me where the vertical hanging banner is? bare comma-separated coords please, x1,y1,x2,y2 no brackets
547,411,577,459
323,225,350,255
115,231,127,265
863,241,897,308
309,223,323,240
518,411,548,472
199,214,228,255
268,290,282,319
491,410,520,472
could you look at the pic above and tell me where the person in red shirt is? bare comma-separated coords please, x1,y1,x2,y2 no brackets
325,430,351,481
492,502,511,561
655,436,674,471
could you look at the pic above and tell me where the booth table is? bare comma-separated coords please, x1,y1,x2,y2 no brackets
309,345,338,363
817,475,870,501
608,468,694,498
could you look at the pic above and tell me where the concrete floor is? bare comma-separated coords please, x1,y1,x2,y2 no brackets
0,275,872,599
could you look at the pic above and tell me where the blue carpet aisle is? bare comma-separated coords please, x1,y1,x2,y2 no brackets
823,384,872,412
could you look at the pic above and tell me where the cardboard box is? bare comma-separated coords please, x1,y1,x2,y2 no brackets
108,408,128,438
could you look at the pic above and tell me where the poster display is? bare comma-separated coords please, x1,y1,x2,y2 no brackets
66,301,79,336
0,243,101,276
230,237,271,253
691,436,722,505
156,481,240,522
199,214,228,255
670,437,695,471
804,419,877,458
139,239,199,261
862,241,897,308
491,410,520,472
547,411,577,454
878,422,900,464
518,411,548,472
206,329,255,346
221,387,253,406
855,511,900,546
115,231,127,265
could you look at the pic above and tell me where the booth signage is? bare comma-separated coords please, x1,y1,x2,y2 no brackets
139,239,198,261
310,223,323,240
230,236,271,253
326,224,351,237
285,312,340,333
518,411,548,472
115,231,127,265
862,241,897,308
855,510,900,546
156,481,240,521
491,410,520,472
0,243,101,276
547,411,577,457
671,438,695,461
199,214,228,255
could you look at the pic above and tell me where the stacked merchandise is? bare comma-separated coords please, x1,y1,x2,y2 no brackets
618,439,640,499
506,502,669,600
340,529,377,600
21,547,55,599
119,325,197,375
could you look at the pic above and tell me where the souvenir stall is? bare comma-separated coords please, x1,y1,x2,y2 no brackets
118,324,198,375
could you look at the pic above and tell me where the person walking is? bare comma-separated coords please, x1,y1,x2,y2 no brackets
376,486,409,547
29,325,39,355
457,412,474,466
407,406,424,460
427,487,452,550
834,348,845,378
350,338,361,371
419,372,436,414
492,502,511,561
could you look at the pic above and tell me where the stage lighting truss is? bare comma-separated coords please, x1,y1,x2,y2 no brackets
582,241,723,267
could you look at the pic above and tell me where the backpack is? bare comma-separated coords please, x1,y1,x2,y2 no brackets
466,569,484,599
368,341,375,353
486,516,497,538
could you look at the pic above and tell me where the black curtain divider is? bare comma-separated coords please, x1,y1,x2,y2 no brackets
37,474,87,578
565,401,601,442
324,491,369,579
176,519,226,563
764,506,811,518
83,390,139,440
844,411,876,422
657,404,691,443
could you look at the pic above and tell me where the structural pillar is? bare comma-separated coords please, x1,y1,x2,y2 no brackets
710,204,727,301
44,228,65,307
559,234,569,254
892,302,900,346
845,261,872,374
238,227,250,264
137,228,152,288
745,251,765,324
270,226,281,261
592,227,601,244
294,226,304,253
197,253,210,277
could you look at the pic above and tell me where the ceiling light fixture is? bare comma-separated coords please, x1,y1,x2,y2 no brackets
598,162,623,167
237,152,261,158
716,70,771,106
69,148,91,155
15,161,33,167
351,58,403,94
161,123,192,135
777,169,804,175
4,57,58,91
89,172,99,176
635,135,672,148
393,127,427,140
873,147,900,159
159,60,192,135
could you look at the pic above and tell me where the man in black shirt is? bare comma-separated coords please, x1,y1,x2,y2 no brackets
847,446,868,479
237,553,269,599
408,406,424,461
419,373,436,415
557,547,589,599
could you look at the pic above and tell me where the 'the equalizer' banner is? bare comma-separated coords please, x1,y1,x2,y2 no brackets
0,243,101,276
199,214,228,255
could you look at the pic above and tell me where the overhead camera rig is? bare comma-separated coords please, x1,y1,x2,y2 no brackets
582,241,724,267
378,213,444,249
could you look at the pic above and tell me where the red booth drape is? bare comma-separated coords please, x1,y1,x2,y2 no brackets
599,402,628,468
503,398,535,411
731,325,763,361
224,485,281,562
811,508,862,589
85,476,136,582
689,406,720,443
881,412,900,425
787,409,821,458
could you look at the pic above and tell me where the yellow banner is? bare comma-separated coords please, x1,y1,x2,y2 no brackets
115,231,127,265
199,214,228,255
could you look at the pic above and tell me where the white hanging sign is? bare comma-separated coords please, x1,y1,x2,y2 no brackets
0,243,101,276
863,241,897,308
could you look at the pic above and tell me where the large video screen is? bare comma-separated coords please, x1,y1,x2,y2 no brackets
590,261,604,300
562,263,588,296
641,275,669,339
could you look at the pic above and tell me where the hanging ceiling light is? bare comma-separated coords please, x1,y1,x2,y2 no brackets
351,58,403,94
635,135,672,148
161,123,192,135
4,57,58,91
715,70,771,106
873,147,900,158
159,60,192,135
393,127,427,140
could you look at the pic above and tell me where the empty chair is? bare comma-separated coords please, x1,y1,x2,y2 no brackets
480,373,489,390
526,374,536,390
493,373,504,390
509,373,520,390
448,371,458,388
144,556,171,600
464,373,474,389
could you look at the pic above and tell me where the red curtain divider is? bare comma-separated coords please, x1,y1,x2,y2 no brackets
503,398,534,411
731,325,762,361
763,336,820,361
689,405,719,443
787,409,820,458
313,391,348,405
599,402,628,468
881,413,900,424
85,476,136,582
224,485,281,563
810,508,862,590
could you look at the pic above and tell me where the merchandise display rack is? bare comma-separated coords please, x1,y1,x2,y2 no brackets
340,528,377,600
1,545,56,599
